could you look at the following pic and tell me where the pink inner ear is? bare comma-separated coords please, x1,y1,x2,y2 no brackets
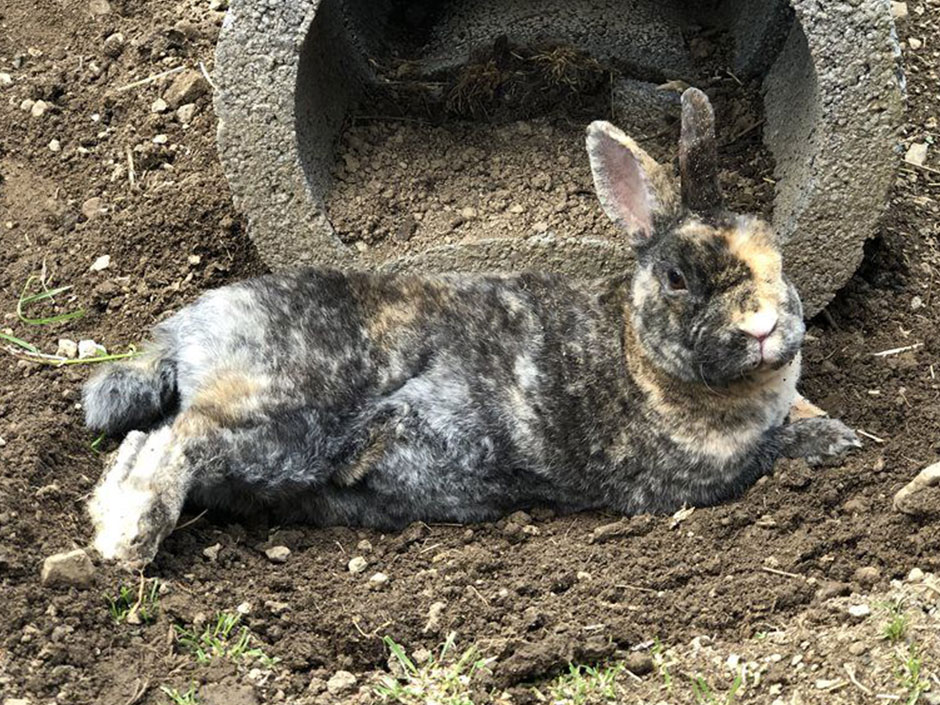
586,124,652,241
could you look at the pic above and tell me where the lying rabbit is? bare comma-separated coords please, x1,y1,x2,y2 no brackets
83,88,860,567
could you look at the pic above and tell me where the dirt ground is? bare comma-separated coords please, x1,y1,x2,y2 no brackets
1,2,940,705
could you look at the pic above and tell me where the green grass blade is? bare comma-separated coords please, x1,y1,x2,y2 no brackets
0,330,39,353
16,275,85,325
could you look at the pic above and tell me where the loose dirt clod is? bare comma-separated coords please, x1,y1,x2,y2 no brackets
326,670,357,695
41,549,95,588
264,545,290,563
347,556,368,574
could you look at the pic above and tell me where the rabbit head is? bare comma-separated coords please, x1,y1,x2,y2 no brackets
586,88,804,387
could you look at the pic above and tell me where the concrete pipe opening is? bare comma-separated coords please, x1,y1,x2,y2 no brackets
215,0,903,316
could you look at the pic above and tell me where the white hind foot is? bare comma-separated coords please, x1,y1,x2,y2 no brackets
87,426,189,568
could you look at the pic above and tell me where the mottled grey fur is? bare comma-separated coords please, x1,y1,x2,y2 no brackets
83,89,860,566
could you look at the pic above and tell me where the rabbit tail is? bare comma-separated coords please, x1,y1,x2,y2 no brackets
83,334,178,436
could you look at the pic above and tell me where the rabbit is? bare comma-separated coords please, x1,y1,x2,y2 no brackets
82,88,861,567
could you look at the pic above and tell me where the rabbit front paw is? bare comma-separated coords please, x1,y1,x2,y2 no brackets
777,417,863,467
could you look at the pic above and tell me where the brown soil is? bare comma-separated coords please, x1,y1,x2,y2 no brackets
1,2,939,705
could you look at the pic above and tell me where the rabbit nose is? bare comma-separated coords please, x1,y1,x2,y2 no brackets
739,310,778,341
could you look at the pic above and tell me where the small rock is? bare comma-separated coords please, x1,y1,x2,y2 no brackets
576,571,592,581
848,604,871,618
4,699,31,705
151,98,168,113
30,100,48,118
48,139,61,152
265,545,291,563
907,567,925,583
163,69,209,108
152,134,168,145
88,0,111,14
203,543,221,562
356,539,373,553
81,197,103,220
176,103,196,124
532,221,549,234
848,641,868,656
236,601,252,614
853,566,880,587
0,72,12,88
103,33,124,58
369,572,388,587
911,295,924,310
209,0,229,9
625,652,654,675
891,2,908,19
264,600,290,615
508,204,525,214
90,254,111,272
41,549,95,588
348,556,368,574
20,98,34,112
908,37,923,50
78,340,106,359
460,206,478,220
905,142,928,167
326,671,357,695
56,339,78,359
0,436,6,447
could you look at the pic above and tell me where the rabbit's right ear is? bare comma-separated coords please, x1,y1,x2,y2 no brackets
586,121,678,246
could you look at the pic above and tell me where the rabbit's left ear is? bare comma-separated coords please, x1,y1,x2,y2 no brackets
586,121,678,246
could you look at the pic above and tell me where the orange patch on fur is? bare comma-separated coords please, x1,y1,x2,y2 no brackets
179,372,265,434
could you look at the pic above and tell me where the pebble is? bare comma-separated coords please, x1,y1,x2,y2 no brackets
30,100,49,118
848,604,871,618
90,254,111,272
356,539,373,553
48,139,61,152
56,339,78,359
103,33,124,58
892,1,908,18
19,98,34,112
152,134,168,145
907,567,925,583
163,69,209,108
625,652,654,675
264,600,290,615
347,556,368,574
209,0,229,9
0,72,12,88
78,340,106,359
203,543,221,561
176,103,196,124
369,572,388,587
905,142,928,167
908,37,923,50
326,671,357,695
911,295,924,310
460,206,478,220
853,566,881,587
41,549,95,588
81,197,103,220
848,641,868,656
151,98,168,114
88,0,111,14
265,545,291,563
0,436,6,447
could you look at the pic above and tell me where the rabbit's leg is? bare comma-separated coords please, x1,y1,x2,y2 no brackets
88,424,191,567
776,417,862,466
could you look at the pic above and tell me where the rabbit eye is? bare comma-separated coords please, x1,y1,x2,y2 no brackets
666,267,687,292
